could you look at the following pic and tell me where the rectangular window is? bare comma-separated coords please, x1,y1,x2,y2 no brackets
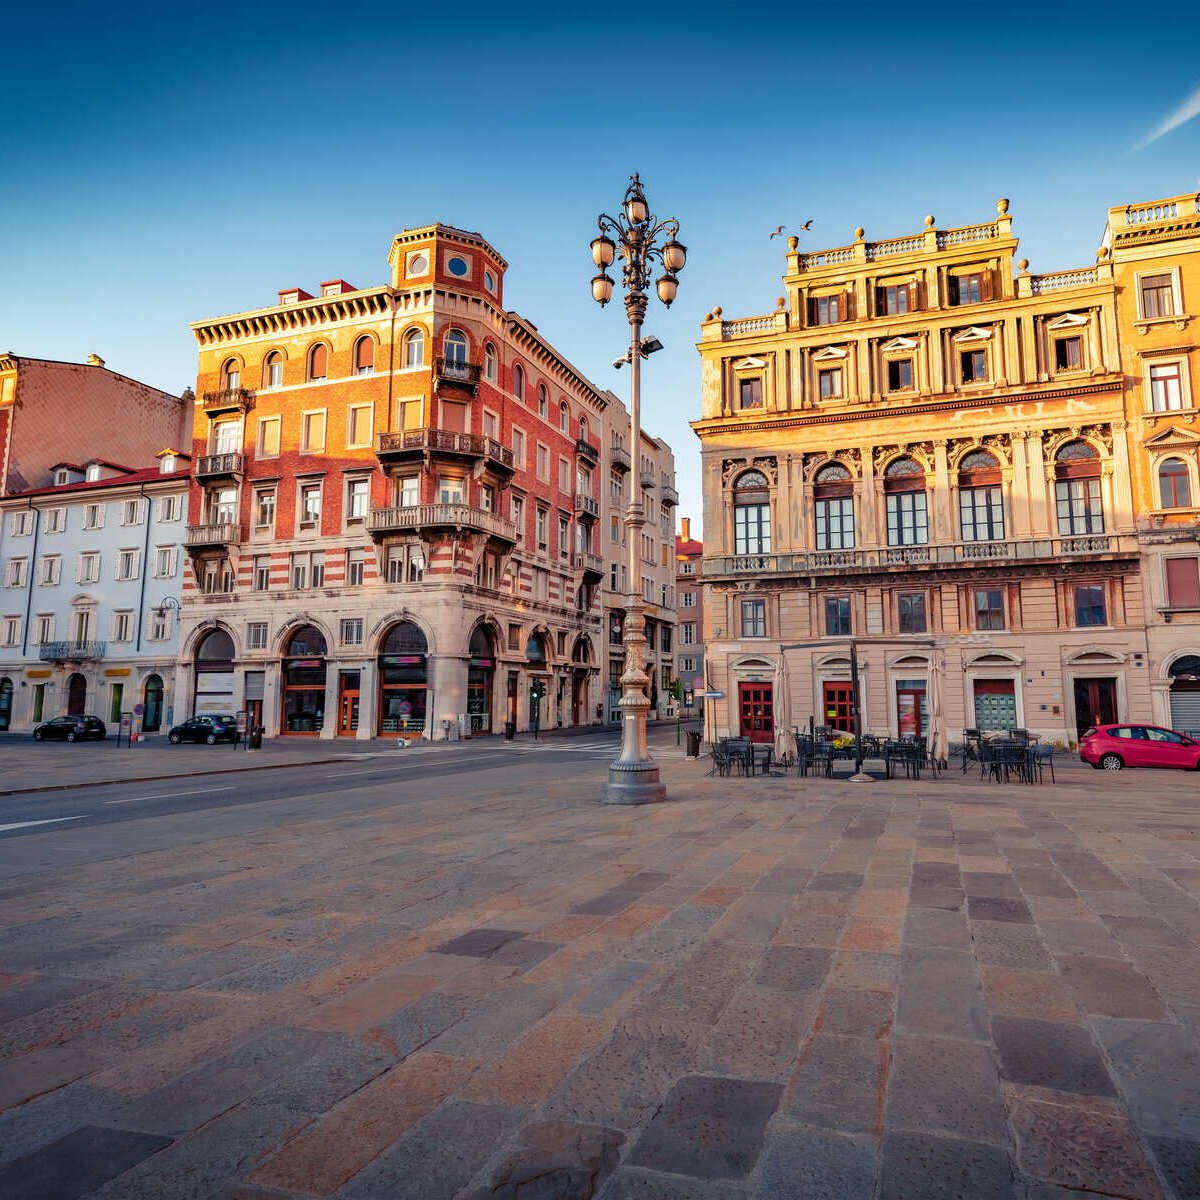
510,494,524,544
681,591,695,607
340,617,364,645
960,348,988,383
610,514,619,543
77,552,99,584
1150,363,1183,411
974,588,1005,630
10,511,32,536
83,503,103,530
111,611,133,642
951,273,983,306
512,428,525,468
1074,584,1106,626
536,444,550,481
247,621,268,649
815,497,854,550
2,616,20,647
398,476,419,507
437,476,463,504
347,548,365,586
396,398,422,431
825,595,851,637
1166,557,1200,608
887,359,913,391
5,557,27,587
254,487,276,530
739,378,763,409
818,367,843,399
153,547,175,579
1141,273,1175,319
347,404,372,448
741,599,766,638
1055,337,1083,370
148,609,170,641
814,295,841,325
156,495,182,522
247,555,267,592
661,625,672,652
883,284,909,315
120,499,143,526
536,507,548,551
291,551,322,590
346,478,369,522
734,503,771,555
558,515,570,561
301,411,326,453
44,507,66,533
898,591,927,633
212,420,240,454
299,482,322,528
35,614,53,644
959,486,1004,541
1055,478,1104,535
258,416,281,457
38,555,60,585
886,491,928,545
482,410,498,440
681,622,696,644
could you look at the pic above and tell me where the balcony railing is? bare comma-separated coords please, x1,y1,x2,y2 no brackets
702,533,1137,576
609,445,631,472
202,386,255,413
660,483,679,506
185,521,239,548
640,470,656,489
193,452,245,480
435,357,482,390
376,429,514,470
575,438,600,464
574,493,600,520
572,551,605,578
366,503,518,544
38,640,107,662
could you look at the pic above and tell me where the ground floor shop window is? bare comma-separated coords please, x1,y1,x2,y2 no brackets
379,621,428,736
895,678,927,737
282,625,327,733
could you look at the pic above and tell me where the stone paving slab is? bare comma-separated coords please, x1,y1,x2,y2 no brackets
1,742,1199,1197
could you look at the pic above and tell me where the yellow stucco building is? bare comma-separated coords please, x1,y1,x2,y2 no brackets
693,191,1200,747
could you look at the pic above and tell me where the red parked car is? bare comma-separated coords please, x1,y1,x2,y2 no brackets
1079,724,1200,771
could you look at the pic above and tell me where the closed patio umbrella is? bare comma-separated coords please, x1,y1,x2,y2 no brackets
774,652,795,762
928,657,950,767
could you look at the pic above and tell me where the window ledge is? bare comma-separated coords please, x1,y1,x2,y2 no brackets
1143,408,1199,424
1136,315,1191,334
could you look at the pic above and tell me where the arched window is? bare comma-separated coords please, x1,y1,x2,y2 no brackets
733,470,771,555
354,336,374,375
404,328,424,368
197,628,235,662
537,384,548,419
308,344,328,382
263,351,283,389
958,450,1004,541
1055,442,1103,535
527,631,548,663
884,457,927,546
285,624,327,658
382,621,428,657
814,463,854,550
282,625,326,733
483,343,497,382
220,359,240,392
1159,457,1191,509
579,415,589,442
444,329,468,364
512,363,525,399
559,401,569,433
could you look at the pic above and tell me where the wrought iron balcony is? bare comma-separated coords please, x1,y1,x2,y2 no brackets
366,503,518,545
574,493,600,521
185,521,240,550
610,445,631,472
572,551,605,581
435,357,482,392
376,429,514,475
575,438,600,464
660,483,679,506
193,452,245,482
38,640,107,662
202,386,255,415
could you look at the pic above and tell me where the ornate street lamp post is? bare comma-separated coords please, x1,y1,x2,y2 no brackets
590,173,686,805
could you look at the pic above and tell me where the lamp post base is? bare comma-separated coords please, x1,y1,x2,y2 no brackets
603,760,667,806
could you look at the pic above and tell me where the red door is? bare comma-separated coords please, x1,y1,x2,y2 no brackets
739,683,774,744
823,682,855,734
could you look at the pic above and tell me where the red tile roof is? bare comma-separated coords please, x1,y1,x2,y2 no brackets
7,466,192,500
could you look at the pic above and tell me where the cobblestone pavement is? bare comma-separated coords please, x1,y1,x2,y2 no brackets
1,741,1199,1198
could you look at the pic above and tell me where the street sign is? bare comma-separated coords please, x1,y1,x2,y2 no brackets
692,675,704,690
133,703,144,716
703,691,725,699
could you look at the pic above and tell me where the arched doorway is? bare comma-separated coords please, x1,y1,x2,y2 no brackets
467,626,495,735
66,672,87,716
527,632,549,732
282,625,327,734
1169,655,1200,732
143,674,164,732
379,622,428,737
571,636,591,726
0,678,12,730
194,628,235,716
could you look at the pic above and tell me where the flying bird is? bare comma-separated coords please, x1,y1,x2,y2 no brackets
799,219,813,230
769,220,814,240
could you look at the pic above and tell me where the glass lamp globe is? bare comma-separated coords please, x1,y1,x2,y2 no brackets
590,235,616,268
592,274,614,305
656,275,678,306
663,239,687,272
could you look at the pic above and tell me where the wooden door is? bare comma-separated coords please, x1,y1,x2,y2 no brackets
823,682,855,733
1074,678,1116,738
739,682,774,744
338,688,360,736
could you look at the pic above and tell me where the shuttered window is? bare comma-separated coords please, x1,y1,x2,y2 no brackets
1166,558,1200,608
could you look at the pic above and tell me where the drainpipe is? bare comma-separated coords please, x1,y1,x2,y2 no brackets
19,498,39,657
134,483,152,652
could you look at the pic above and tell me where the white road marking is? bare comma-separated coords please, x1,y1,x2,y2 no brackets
0,816,85,833
324,753,513,778
105,787,235,805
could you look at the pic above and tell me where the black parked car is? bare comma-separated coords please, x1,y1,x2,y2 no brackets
168,715,238,745
32,715,107,742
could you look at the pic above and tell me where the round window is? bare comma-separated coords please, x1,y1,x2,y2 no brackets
408,253,428,275
447,256,469,277
484,270,495,291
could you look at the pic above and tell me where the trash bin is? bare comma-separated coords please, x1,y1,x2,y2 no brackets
504,720,516,741
249,725,263,751
686,729,702,758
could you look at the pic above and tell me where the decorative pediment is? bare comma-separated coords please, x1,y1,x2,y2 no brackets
812,345,848,361
732,356,767,371
1046,312,1090,330
1143,424,1200,451
952,326,993,343
880,336,918,353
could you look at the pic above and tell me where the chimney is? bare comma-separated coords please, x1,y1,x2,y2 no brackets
86,353,105,367
681,517,690,541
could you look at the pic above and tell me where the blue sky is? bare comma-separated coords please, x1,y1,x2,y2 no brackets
3,1,1199,536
